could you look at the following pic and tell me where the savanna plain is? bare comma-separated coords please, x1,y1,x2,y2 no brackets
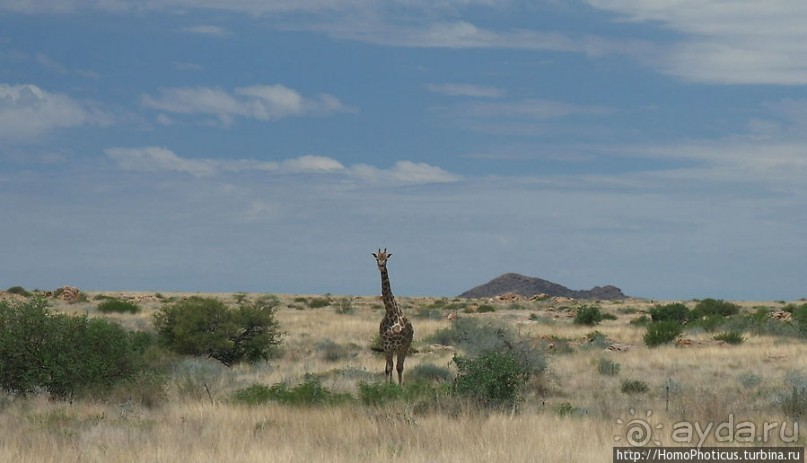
1,289,806,463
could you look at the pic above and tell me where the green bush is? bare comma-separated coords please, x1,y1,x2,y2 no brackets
153,296,283,367
737,373,762,389
597,357,621,376
692,298,740,318
650,303,689,323
427,318,546,374
97,299,141,314
407,363,453,383
779,386,807,419
620,379,649,394
316,340,354,362
0,297,153,399
586,330,610,348
358,382,407,405
714,331,745,344
574,306,604,325
556,402,579,417
690,314,725,332
232,384,276,405
414,306,444,320
335,298,354,315
452,350,531,408
477,304,496,313
630,314,650,326
643,321,683,348
6,286,31,297
358,381,445,407
233,379,349,406
426,318,545,409
308,298,331,309
789,304,807,333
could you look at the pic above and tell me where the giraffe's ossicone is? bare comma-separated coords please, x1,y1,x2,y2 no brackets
372,248,414,384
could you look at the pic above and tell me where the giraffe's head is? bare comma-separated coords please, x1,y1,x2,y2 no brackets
372,248,392,270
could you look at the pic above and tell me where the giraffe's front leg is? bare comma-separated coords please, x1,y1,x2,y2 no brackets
385,352,394,383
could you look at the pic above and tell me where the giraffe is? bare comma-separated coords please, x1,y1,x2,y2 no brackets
372,248,414,384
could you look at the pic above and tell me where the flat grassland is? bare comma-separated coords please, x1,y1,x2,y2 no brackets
1,292,806,462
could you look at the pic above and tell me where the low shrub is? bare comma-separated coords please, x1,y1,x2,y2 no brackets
737,372,762,389
620,379,649,394
649,303,689,323
689,314,726,332
597,357,621,376
414,306,444,320
630,314,650,326
574,306,604,325
644,321,682,348
586,330,610,348
407,363,452,383
233,379,349,406
556,402,579,417
308,298,331,309
692,298,740,318
316,340,354,362
6,286,31,297
358,381,446,407
452,350,531,409
528,313,555,324
97,299,141,314
427,318,546,374
358,382,406,405
789,304,807,333
713,331,745,344
335,298,354,314
779,386,807,419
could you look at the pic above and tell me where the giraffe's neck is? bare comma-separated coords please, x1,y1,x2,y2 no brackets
379,266,403,318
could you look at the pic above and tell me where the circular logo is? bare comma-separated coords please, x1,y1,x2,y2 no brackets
614,409,663,446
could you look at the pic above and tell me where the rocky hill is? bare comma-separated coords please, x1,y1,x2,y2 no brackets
458,273,625,300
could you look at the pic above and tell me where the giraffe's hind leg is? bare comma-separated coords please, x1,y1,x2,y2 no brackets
396,351,408,385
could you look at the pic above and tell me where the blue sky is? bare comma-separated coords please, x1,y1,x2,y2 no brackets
1,1,806,300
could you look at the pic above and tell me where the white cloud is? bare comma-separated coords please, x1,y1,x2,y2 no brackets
462,99,612,120
155,114,174,126
280,155,345,173
387,160,461,183
106,147,289,177
104,147,218,177
173,61,204,71
306,18,652,57
0,0,506,15
628,139,807,185
141,84,354,125
433,98,613,135
352,160,461,184
34,53,100,78
104,146,460,185
180,25,228,37
425,83,505,98
587,0,807,84
0,83,110,141
599,98,807,185
1,1,652,60
0,0,129,13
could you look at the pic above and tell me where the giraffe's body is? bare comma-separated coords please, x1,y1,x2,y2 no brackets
373,249,414,384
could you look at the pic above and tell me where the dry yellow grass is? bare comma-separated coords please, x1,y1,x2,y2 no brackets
1,292,805,462
0,397,615,463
